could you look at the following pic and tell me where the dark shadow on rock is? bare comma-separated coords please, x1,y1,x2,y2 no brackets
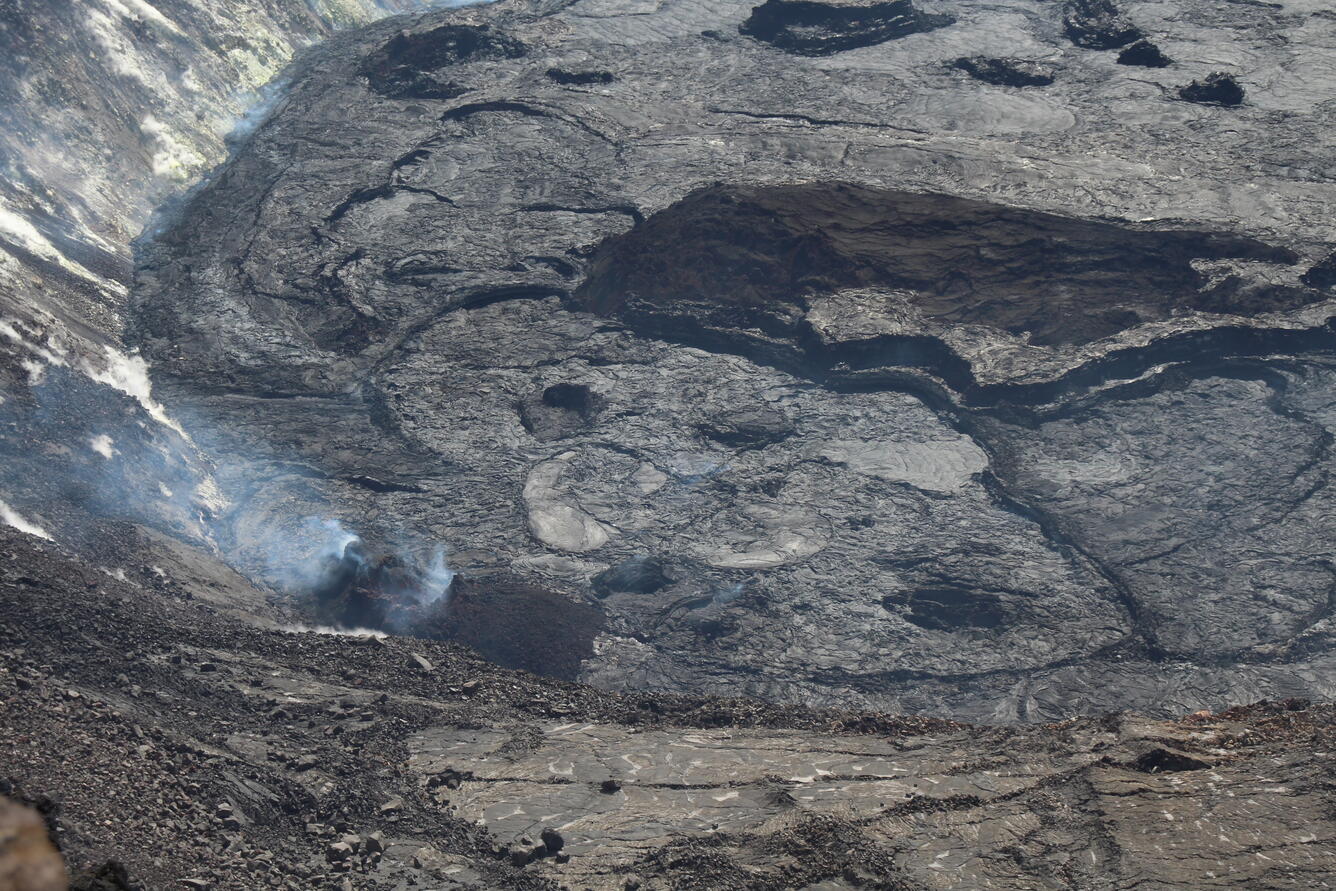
882,587,1008,632
1131,748,1212,773
1116,39,1172,68
593,556,671,598
435,575,604,681
1062,0,1143,49
698,408,795,449
546,68,615,85
1301,252,1336,290
518,383,606,441
361,24,526,99
952,56,1055,87
1179,72,1244,106
70,860,142,891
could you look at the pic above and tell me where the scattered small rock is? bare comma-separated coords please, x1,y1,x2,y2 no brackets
326,841,353,862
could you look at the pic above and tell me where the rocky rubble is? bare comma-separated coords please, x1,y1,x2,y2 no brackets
3,525,1335,888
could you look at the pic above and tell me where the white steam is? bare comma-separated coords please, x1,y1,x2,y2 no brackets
81,345,187,437
419,546,457,605
89,434,116,458
712,582,746,605
266,515,456,611
0,498,53,541
280,624,388,639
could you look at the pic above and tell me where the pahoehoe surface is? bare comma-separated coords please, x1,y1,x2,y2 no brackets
123,0,1336,724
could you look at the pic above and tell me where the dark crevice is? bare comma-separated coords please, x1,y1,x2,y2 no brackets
708,106,926,134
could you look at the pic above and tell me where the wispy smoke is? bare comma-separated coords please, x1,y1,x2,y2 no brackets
712,581,746,605
262,515,458,630
419,545,457,605
279,623,388,639
221,76,292,148
0,497,52,541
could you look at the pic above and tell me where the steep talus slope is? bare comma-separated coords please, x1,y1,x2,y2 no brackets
0,0,466,575
0,0,462,340
128,0,1336,721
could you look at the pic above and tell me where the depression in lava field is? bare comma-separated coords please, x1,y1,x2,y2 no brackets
2,0,1336,888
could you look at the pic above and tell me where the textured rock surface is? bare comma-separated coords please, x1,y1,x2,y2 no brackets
121,0,1336,721
2,0,1336,886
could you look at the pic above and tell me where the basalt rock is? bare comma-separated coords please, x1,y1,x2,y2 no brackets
739,0,954,57
1062,0,1143,50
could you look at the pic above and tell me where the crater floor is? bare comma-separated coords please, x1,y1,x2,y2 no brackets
125,0,1336,721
